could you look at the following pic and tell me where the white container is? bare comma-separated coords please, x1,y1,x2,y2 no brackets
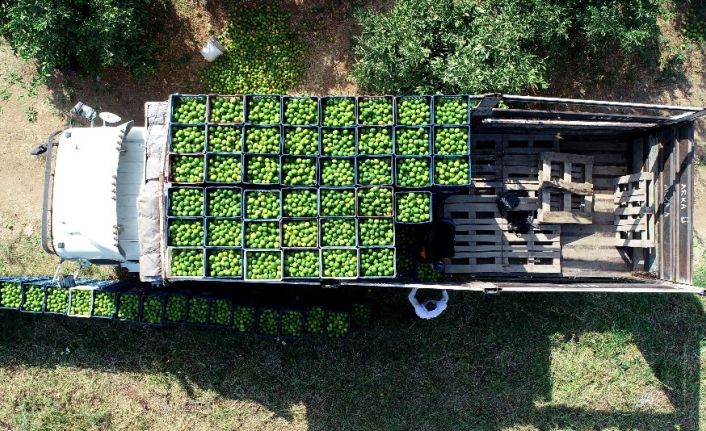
200,36,226,62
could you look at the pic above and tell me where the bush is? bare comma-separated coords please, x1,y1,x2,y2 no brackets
353,0,663,94
0,0,159,78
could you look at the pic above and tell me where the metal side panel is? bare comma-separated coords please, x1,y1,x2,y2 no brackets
674,123,694,284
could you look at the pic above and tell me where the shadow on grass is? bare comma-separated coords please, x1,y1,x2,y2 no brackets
0,290,702,430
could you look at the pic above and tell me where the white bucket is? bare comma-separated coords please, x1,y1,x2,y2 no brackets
200,36,226,62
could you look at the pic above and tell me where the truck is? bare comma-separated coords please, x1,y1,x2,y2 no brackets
3,93,702,330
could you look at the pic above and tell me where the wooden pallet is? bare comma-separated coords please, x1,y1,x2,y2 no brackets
537,152,594,224
614,172,654,248
444,195,561,274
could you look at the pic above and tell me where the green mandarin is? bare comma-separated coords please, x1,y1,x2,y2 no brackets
320,189,355,216
320,219,356,247
247,251,282,280
208,155,241,182
360,248,395,277
434,97,467,124
395,225,416,273
118,294,139,320
245,155,279,184
282,157,316,185
283,250,319,278
169,219,203,246
284,127,318,155
281,310,303,336
208,249,243,277
321,158,354,186
208,188,241,217
397,97,430,125
434,127,469,155
258,309,279,335
188,297,208,324
208,126,242,153
283,220,318,247
284,98,318,125
358,97,393,125
305,307,325,334
207,219,242,246
171,249,204,276
396,158,431,187
357,157,392,185
172,156,204,183
327,311,349,337
245,222,279,248
170,188,203,216
93,292,116,317
210,299,231,325
417,263,443,282
358,127,393,155
210,97,243,123
245,190,280,219
358,218,394,246
352,303,372,327
171,126,205,153
172,97,206,123
45,287,68,313
396,127,430,155
282,189,317,217
233,306,255,332
321,128,355,156
358,187,393,216
22,285,44,312
247,97,280,124
1,282,22,308
165,295,186,322
434,157,470,185
396,192,432,223
142,296,162,324
245,127,280,153
322,98,355,126
322,249,357,278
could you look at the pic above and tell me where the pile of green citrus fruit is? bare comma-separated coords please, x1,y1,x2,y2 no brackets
358,127,393,155
210,97,244,123
284,250,320,278
320,189,355,216
396,192,431,223
207,219,242,246
434,127,469,155
188,297,208,324
208,126,242,153
321,158,355,186
434,97,468,124
208,155,242,183
210,299,231,325
352,303,372,327
247,96,281,124
245,127,280,153
357,157,392,185
93,291,116,317
208,188,241,217
358,97,393,125
358,218,394,246
360,248,395,277
321,128,355,156
396,158,431,187
245,190,280,219
326,311,349,337
171,249,204,276
171,126,205,153
170,188,203,216
172,97,206,123
245,221,279,248
417,263,443,282
45,286,68,313
281,310,303,336
258,308,279,335
284,97,318,125
358,187,393,216
282,157,317,185
322,98,355,126
169,219,203,246
320,219,356,246
172,156,204,183
395,225,416,273
284,127,319,155
283,220,317,247
322,249,357,278
397,97,430,125
395,127,430,155
246,251,282,280
208,249,243,277
282,189,317,217
69,289,91,316
165,295,186,322
245,155,280,183
305,306,325,334
118,294,139,320
233,306,255,332
21,285,44,312
141,296,163,324
434,157,470,185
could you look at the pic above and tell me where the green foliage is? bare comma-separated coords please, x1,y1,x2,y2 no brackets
353,0,664,94
203,1,305,93
0,0,159,78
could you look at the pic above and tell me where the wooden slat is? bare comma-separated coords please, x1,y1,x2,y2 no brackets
617,172,654,184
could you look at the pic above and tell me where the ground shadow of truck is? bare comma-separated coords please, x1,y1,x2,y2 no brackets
0,291,702,430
